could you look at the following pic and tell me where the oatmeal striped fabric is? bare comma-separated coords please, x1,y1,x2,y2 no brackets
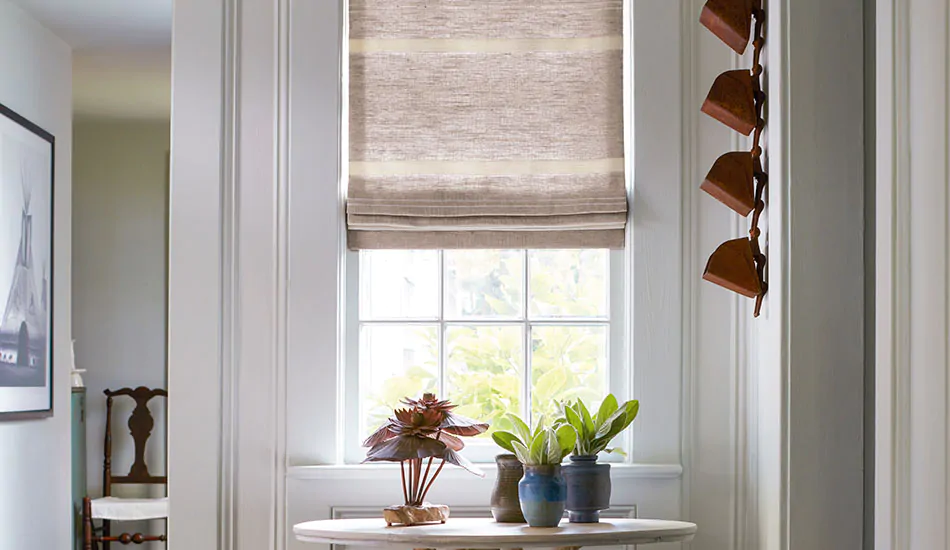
347,0,627,250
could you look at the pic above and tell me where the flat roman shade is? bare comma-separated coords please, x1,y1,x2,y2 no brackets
347,0,627,250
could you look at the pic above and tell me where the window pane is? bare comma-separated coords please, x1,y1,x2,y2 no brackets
446,325,524,435
530,326,608,421
444,250,523,319
360,325,439,437
360,250,439,319
529,250,609,318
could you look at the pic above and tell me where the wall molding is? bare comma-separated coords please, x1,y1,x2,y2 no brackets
219,1,240,549
682,0,760,549
288,463,684,481
875,0,950,548
757,0,867,548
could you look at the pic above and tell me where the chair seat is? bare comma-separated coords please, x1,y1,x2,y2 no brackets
90,497,169,521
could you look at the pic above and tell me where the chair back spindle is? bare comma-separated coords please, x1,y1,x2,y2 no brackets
102,387,168,496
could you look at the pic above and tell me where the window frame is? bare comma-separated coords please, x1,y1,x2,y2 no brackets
284,0,689,472
342,249,629,464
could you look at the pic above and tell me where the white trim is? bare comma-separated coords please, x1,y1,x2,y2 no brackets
288,463,684,481
219,1,239,548
275,0,292,547
753,0,866,549
167,0,229,547
344,249,621,465
170,1,707,548
681,1,762,549
876,0,950,548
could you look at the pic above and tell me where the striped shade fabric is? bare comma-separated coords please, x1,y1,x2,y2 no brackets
347,0,627,250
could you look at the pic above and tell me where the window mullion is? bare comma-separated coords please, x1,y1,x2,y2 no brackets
438,250,446,400
522,249,531,425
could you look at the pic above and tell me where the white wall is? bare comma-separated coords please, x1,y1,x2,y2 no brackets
0,1,73,549
875,0,950,548
168,1,867,549
72,119,169,499
753,0,867,548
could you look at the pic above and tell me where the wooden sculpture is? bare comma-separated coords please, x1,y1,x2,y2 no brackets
363,393,488,526
700,0,754,55
700,0,769,317
702,70,756,136
701,152,756,216
703,238,761,299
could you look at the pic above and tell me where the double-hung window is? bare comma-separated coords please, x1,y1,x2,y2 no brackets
344,0,629,463
348,248,626,461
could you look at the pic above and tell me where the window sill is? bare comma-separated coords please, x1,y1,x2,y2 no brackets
287,462,683,481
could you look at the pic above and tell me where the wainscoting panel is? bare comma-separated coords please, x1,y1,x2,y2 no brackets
287,473,680,550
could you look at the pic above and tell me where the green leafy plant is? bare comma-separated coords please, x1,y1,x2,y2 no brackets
557,394,639,457
491,414,577,466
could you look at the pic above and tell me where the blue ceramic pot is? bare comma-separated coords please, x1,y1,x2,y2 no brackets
563,455,611,523
518,464,567,528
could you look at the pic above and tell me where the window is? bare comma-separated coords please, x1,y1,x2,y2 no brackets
348,248,626,461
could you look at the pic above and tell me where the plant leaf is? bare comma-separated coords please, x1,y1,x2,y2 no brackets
545,429,561,464
556,424,577,460
622,400,640,426
436,431,465,451
507,414,532,445
591,400,641,453
362,424,398,448
511,440,531,464
594,394,618,430
529,428,546,465
491,431,520,454
564,404,584,433
595,407,626,439
364,436,446,462
440,411,490,437
441,449,486,477
563,405,585,453
604,447,628,457
577,399,596,437
533,414,546,438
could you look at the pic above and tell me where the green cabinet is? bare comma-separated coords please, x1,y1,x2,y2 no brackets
71,387,86,550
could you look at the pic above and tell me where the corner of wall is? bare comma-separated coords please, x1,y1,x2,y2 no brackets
0,2,73,548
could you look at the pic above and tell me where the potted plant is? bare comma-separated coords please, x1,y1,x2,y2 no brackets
363,393,488,526
491,415,576,527
557,394,640,523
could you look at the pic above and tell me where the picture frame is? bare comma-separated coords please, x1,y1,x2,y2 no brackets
0,101,54,420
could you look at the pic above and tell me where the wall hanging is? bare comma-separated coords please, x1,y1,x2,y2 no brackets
0,102,54,419
699,0,769,317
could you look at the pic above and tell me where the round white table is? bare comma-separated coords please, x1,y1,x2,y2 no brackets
293,518,697,549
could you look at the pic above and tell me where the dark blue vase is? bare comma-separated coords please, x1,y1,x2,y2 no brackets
563,455,611,523
518,464,567,527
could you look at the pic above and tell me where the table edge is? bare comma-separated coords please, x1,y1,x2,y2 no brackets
293,533,697,548
292,520,698,548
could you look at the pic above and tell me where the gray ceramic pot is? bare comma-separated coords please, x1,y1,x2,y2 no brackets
563,455,611,523
490,454,526,523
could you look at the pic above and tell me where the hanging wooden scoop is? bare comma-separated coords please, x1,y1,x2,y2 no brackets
700,0,754,55
703,237,761,298
702,70,756,136
701,151,756,216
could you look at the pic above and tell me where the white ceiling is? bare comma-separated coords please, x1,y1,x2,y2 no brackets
10,0,172,120
10,0,171,50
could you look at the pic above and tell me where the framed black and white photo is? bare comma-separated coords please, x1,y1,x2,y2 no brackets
0,102,54,420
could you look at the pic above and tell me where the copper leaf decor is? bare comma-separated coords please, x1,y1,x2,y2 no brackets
364,393,488,507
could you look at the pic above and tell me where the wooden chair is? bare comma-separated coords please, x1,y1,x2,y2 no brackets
82,387,168,548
